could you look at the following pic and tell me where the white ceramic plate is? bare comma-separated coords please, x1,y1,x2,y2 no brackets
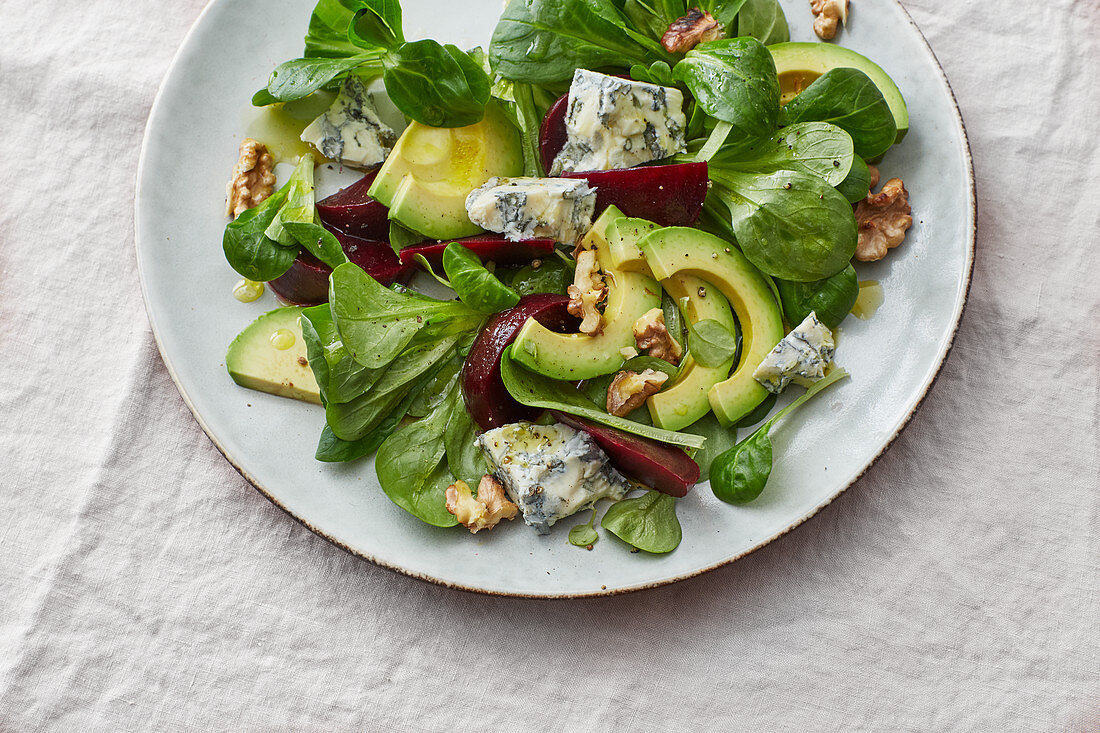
136,0,974,597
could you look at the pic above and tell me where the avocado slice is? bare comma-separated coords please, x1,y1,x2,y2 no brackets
368,101,522,240
511,207,662,380
770,42,909,144
640,228,785,426
226,307,321,405
602,215,740,430
648,274,738,431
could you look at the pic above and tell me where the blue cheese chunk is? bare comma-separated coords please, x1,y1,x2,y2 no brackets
465,177,596,244
477,422,630,534
550,69,688,175
301,78,397,169
752,312,836,394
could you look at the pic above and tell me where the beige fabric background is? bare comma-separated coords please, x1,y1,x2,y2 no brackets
1,0,1097,730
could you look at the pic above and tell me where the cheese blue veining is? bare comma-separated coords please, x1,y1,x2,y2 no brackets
550,69,688,175
464,177,596,244
752,312,836,394
477,422,630,534
300,78,397,169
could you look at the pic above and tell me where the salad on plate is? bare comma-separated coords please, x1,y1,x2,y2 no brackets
219,0,914,554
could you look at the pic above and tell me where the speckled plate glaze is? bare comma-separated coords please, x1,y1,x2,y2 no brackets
136,0,975,597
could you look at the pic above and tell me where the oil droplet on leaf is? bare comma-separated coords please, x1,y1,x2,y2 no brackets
233,279,264,303
270,328,296,350
851,280,884,320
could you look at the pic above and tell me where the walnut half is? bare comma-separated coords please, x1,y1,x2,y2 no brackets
810,0,849,40
607,369,669,417
226,138,276,218
567,248,608,336
445,476,518,534
661,8,724,54
633,308,682,365
855,177,913,262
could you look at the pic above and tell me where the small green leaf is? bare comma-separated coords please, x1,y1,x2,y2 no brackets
568,523,599,547
383,41,490,128
442,243,521,313
282,221,348,269
601,491,682,554
347,1,404,50
687,318,739,367
222,187,298,282
779,68,897,160
673,37,779,139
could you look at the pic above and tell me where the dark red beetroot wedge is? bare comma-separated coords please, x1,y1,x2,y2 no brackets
551,411,700,498
400,236,556,268
316,169,389,240
562,162,709,226
539,93,570,174
268,250,331,306
332,228,413,286
268,230,411,305
462,294,578,431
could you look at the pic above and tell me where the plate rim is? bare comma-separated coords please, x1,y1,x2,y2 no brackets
134,0,976,599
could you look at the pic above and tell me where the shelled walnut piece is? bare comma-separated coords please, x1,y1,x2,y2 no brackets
567,248,608,335
810,0,848,40
855,177,913,262
607,369,669,417
226,138,276,218
633,308,682,365
445,476,518,533
661,8,724,53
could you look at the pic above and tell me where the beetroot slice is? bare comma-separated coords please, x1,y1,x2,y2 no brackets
331,228,413,286
539,93,570,174
551,411,700,497
268,229,411,306
268,250,330,306
461,295,577,431
400,236,556,268
316,169,389,240
561,162,709,227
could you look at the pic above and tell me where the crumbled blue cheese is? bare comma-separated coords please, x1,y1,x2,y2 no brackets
301,77,397,169
464,177,596,244
550,69,688,175
477,422,630,534
752,312,836,394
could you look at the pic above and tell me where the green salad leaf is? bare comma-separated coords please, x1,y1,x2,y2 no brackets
499,347,705,450
348,1,404,49
375,375,462,527
489,0,664,84
835,154,873,203
711,368,849,504
733,0,789,45
264,54,383,103
222,187,297,282
382,41,492,128
283,222,348,269
259,0,491,127
780,67,898,160
568,507,600,548
329,263,482,368
681,412,737,482
673,37,779,140
686,317,740,368
774,264,859,329
711,121,855,186
441,243,521,313
708,169,857,282
509,257,573,297
601,491,682,553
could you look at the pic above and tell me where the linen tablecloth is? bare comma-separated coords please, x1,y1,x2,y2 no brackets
1,0,1097,729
